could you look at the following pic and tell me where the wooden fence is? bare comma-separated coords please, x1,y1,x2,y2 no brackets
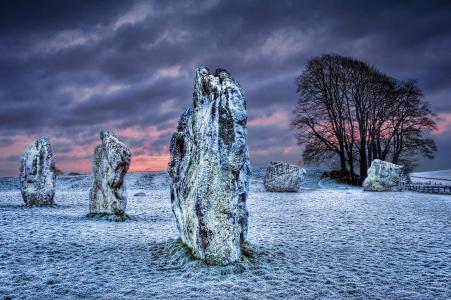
401,182,451,195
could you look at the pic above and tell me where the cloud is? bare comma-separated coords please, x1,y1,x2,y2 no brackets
434,113,451,135
0,0,450,175
248,111,291,128
113,2,153,31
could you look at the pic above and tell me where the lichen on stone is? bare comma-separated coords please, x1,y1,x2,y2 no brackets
20,136,56,206
362,159,403,192
89,130,131,219
168,67,251,265
264,161,306,192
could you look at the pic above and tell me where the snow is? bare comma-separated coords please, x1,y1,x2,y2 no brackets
411,169,451,180
0,171,450,299
411,169,451,185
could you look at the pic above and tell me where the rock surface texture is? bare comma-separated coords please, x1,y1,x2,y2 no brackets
168,67,250,265
20,137,56,206
264,161,306,192
89,130,131,219
362,159,403,192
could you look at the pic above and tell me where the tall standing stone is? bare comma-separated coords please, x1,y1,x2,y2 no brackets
362,159,403,192
169,67,250,265
20,136,56,206
89,130,131,219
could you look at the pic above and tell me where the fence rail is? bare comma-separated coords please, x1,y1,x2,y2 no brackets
402,183,451,195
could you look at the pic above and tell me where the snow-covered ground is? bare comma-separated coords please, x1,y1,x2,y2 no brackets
0,171,450,299
410,169,451,185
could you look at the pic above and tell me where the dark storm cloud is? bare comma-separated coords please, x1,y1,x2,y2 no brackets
1,0,451,175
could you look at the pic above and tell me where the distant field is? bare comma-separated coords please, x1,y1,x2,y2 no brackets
410,169,451,184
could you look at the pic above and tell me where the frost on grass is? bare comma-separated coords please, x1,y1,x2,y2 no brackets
19,136,56,206
0,172,450,299
363,159,403,192
88,130,131,221
168,67,251,265
152,238,262,277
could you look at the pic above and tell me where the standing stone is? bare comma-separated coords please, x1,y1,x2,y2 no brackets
89,130,131,219
169,67,250,265
264,161,306,192
20,136,56,206
363,159,403,192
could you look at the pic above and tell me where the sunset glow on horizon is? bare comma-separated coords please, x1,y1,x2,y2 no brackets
1,1,451,176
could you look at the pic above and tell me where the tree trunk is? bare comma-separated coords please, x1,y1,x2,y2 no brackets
359,139,368,183
349,156,355,183
339,151,347,173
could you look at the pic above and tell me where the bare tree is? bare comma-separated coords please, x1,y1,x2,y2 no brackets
293,54,437,184
294,55,349,178
389,80,437,171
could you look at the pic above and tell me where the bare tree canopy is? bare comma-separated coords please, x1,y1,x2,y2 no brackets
292,54,437,184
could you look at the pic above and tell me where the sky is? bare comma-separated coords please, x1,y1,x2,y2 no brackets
0,0,450,176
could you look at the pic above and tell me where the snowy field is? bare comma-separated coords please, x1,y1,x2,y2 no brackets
411,169,451,185
0,171,450,299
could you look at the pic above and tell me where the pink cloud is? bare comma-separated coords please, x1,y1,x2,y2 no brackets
129,154,169,172
0,124,176,176
434,113,451,135
248,111,290,128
